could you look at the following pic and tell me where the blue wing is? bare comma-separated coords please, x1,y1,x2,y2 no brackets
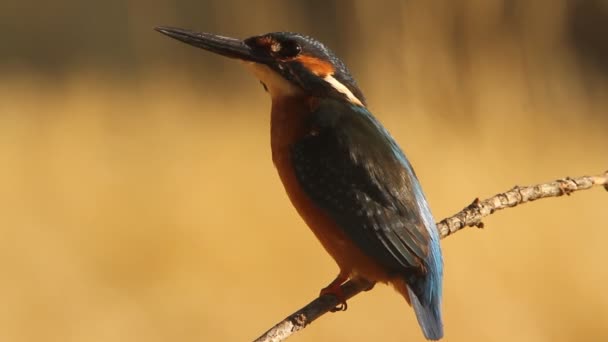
290,98,442,305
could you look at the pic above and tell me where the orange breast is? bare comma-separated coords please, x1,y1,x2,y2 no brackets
270,96,390,282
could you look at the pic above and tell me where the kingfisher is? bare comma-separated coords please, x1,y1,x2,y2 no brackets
155,27,444,340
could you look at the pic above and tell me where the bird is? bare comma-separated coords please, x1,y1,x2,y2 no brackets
155,26,444,340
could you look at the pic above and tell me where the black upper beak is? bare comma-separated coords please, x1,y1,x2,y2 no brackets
155,26,270,64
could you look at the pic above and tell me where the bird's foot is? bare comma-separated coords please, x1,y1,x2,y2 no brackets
355,278,376,292
320,282,348,312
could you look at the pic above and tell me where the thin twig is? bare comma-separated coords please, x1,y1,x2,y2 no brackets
253,171,608,342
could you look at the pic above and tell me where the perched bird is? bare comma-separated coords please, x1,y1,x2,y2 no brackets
155,27,444,340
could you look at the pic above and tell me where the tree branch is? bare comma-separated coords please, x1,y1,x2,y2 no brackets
253,171,608,342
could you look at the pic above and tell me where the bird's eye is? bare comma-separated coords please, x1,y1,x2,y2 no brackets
274,40,301,59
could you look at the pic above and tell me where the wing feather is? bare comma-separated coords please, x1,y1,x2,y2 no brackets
291,99,434,275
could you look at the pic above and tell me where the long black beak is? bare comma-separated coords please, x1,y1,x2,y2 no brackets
155,26,270,63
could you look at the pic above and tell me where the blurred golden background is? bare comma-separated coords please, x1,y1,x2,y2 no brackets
1,1,607,341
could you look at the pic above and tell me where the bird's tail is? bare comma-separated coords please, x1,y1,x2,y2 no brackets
394,278,443,340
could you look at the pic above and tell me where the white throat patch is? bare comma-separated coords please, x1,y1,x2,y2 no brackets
242,62,301,99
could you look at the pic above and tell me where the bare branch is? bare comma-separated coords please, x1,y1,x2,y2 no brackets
437,172,608,237
253,171,608,342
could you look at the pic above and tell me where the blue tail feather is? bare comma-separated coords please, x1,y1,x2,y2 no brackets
407,285,443,340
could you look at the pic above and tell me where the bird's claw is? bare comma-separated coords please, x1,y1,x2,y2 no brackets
330,301,348,312
320,283,348,312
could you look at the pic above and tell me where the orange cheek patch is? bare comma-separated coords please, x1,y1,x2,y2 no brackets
296,55,335,77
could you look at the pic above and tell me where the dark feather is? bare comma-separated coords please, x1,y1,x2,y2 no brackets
291,98,436,283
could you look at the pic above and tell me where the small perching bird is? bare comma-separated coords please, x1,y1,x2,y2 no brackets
155,27,444,340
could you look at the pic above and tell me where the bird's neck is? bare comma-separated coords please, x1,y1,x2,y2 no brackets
270,95,318,165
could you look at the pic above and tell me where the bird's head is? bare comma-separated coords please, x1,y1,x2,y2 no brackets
155,27,366,107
